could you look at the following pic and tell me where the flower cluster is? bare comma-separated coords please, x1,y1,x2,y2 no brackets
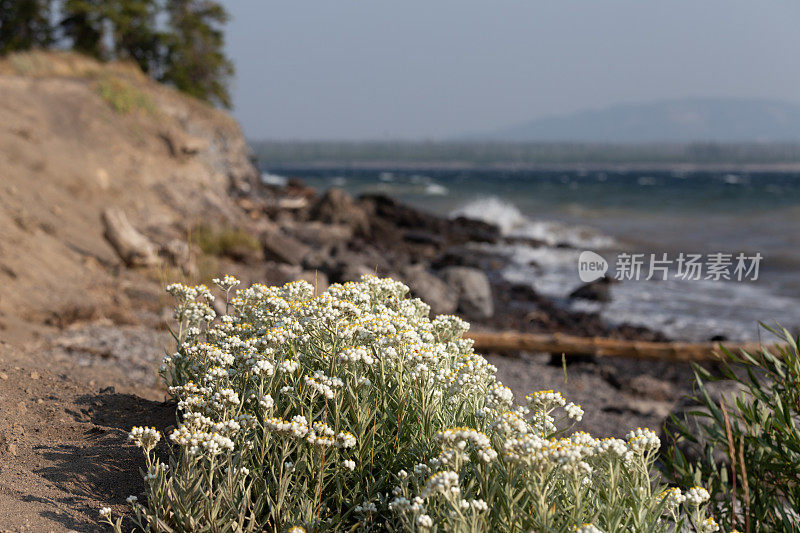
128,426,161,451
108,275,716,533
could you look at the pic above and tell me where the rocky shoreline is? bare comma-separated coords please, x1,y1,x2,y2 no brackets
230,180,670,342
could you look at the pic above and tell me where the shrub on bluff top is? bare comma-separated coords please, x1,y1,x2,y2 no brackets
103,275,717,532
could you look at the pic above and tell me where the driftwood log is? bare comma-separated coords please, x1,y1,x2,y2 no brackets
465,330,768,363
102,207,159,267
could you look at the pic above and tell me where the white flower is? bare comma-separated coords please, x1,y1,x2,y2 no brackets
126,495,138,504
128,426,161,451
565,402,584,421
470,499,488,512
625,427,661,454
576,524,603,533
660,487,686,508
685,486,711,506
342,459,356,471
279,359,299,373
421,470,460,498
213,275,240,291
416,514,433,528
699,517,720,533
99,507,112,519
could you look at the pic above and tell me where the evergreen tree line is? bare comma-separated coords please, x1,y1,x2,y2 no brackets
0,0,234,108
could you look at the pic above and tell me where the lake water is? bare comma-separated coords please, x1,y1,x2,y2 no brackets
261,166,800,341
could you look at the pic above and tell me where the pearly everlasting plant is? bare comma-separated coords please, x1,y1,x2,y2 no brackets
103,276,715,532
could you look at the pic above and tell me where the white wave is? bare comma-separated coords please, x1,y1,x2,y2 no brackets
723,173,747,184
514,220,616,249
449,197,528,234
261,172,288,187
425,183,449,196
450,197,615,249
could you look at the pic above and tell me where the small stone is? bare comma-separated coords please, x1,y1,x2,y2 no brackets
6,443,17,456
29,371,39,380
0,372,8,380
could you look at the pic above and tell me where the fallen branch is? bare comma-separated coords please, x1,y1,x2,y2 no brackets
465,330,767,362
102,207,159,267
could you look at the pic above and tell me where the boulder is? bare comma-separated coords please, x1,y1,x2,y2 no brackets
440,266,494,319
291,221,353,247
263,263,329,295
403,229,446,248
448,216,502,244
400,265,458,316
569,275,617,303
160,128,208,158
102,207,159,267
309,188,370,235
262,228,311,266
337,263,375,283
302,247,337,272
159,239,197,276
359,194,439,229
263,262,302,287
626,374,675,402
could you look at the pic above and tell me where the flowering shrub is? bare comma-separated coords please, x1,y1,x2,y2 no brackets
103,275,717,532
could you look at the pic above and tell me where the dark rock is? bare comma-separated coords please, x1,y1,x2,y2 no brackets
432,246,504,271
310,188,370,235
285,178,316,199
262,228,311,266
569,275,617,303
399,264,458,316
504,235,546,248
448,216,502,244
359,194,438,230
359,195,500,246
403,230,446,248
441,266,494,319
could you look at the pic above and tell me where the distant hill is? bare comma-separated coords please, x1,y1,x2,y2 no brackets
473,98,800,142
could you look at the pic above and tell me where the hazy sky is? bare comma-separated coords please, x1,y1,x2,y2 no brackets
224,1,800,140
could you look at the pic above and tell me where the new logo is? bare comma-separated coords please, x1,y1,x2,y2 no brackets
578,251,608,282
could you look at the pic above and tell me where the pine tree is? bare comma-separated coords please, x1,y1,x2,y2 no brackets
0,0,52,55
161,0,234,108
60,0,107,59
106,0,162,75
